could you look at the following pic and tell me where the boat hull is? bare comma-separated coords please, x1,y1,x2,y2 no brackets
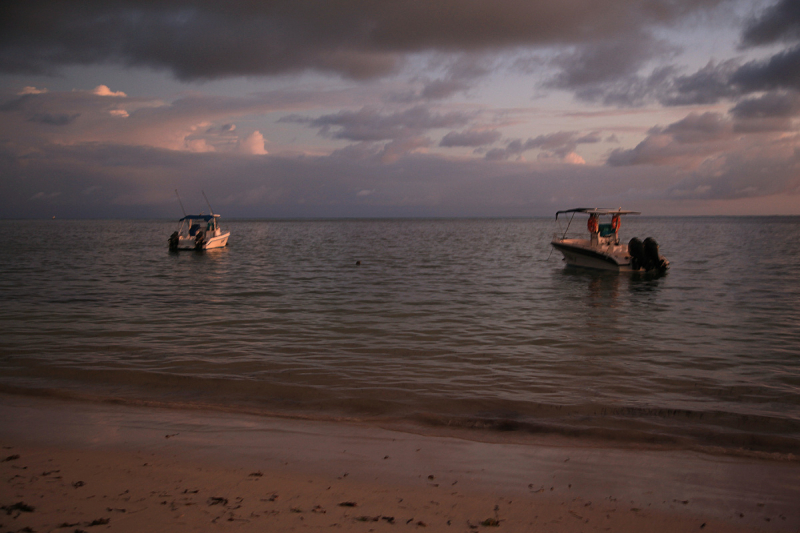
551,239,634,272
172,232,230,251
551,239,668,273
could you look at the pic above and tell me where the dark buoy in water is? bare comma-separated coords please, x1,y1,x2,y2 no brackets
355,260,361,265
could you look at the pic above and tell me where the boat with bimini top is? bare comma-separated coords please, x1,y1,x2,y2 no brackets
550,208,668,272
168,190,230,251
168,214,230,251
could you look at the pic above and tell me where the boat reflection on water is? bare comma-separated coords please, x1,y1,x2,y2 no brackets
554,265,668,341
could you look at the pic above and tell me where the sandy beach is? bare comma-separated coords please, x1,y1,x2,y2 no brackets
1,394,798,533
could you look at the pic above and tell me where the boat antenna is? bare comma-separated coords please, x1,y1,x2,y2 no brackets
175,189,187,217
202,190,214,215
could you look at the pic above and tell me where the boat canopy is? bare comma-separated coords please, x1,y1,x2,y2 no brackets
555,208,641,220
179,214,220,222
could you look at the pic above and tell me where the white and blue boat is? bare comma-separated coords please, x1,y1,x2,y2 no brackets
550,208,668,272
168,214,230,251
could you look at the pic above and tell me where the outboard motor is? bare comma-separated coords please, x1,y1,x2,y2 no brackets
643,237,667,271
628,237,645,270
168,231,179,251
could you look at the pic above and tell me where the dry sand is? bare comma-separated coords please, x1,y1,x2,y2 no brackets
1,394,798,533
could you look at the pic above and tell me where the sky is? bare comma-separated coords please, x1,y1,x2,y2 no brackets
1,0,799,218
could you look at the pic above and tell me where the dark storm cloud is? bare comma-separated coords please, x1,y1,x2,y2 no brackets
729,45,800,92
660,60,742,106
1,0,729,81
741,0,800,46
280,105,472,142
730,91,800,119
545,33,675,92
554,58,742,108
725,0,800,93
541,0,800,107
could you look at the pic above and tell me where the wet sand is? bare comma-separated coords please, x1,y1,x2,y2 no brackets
1,394,798,532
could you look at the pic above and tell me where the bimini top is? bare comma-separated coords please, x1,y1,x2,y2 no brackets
555,208,641,220
179,214,220,222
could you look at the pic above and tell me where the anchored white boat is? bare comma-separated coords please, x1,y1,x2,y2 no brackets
168,214,230,251
550,208,668,272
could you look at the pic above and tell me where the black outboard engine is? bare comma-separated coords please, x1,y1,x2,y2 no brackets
643,237,667,271
168,231,179,251
628,237,645,270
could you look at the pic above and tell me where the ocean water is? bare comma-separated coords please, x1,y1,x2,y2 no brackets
1,217,799,457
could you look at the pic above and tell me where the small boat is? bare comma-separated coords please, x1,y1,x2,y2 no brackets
550,208,668,272
168,214,230,251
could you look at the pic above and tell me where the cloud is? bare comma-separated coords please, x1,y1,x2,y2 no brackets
1,0,730,81
605,107,800,201
485,131,600,161
19,86,47,95
662,112,731,143
660,60,742,106
726,0,800,95
238,130,268,155
2,126,797,219
729,45,800,92
282,105,472,142
439,129,501,147
665,136,800,200
545,33,676,93
92,85,127,97
0,86,353,154
401,54,495,102
728,90,800,132
730,92,800,119
29,191,61,201
28,112,81,126
607,112,735,167
538,0,800,108
0,139,686,219
740,0,800,46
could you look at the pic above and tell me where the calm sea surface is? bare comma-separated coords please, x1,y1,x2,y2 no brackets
1,217,799,456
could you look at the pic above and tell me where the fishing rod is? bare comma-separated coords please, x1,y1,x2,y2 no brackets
547,212,575,261
202,190,214,215
175,189,187,217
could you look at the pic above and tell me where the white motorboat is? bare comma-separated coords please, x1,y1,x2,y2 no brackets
550,208,668,272
168,214,230,251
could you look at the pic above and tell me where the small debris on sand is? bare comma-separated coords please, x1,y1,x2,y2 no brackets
2,501,35,514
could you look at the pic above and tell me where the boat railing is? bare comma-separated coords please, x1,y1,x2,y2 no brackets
552,230,587,241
